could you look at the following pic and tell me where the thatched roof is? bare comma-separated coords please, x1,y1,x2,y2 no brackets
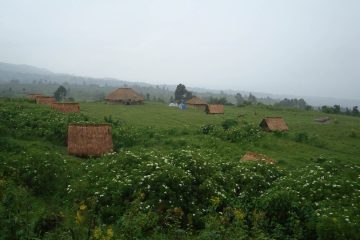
186,96,207,105
105,88,144,102
314,117,330,124
241,152,276,164
260,117,289,132
206,104,224,114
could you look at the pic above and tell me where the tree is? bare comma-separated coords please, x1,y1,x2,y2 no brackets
248,93,257,104
175,84,192,102
352,106,359,116
54,85,67,101
146,93,150,101
235,93,245,106
169,96,174,103
333,105,341,114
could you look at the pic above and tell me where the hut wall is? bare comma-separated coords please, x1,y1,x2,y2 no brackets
28,94,43,100
206,104,224,114
67,124,113,157
51,103,80,113
36,96,57,105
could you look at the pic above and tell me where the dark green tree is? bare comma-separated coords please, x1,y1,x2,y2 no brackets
54,85,67,101
352,106,359,116
333,105,341,114
175,84,192,102
235,93,245,106
248,93,257,104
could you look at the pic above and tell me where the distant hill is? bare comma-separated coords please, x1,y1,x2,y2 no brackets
0,61,359,107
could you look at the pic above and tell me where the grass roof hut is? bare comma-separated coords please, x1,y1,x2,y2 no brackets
51,103,80,113
206,104,224,114
260,117,289,132
314,117,330,124
105,88,144,105
186,96,207,110
67,123,113,157
35,96,57,105
241,152,276,164
28,93,43,101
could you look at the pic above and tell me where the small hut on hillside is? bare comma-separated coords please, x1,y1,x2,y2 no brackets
206,104,224,114
105,88,144,105
67,123,113,157
260,117,289,132
51,103,80,113
314,117,330,124
186,96,207,110
28,93,43,101
35,96,57,105
241,152,276,164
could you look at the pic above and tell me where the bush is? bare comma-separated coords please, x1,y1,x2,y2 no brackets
0,151,69,196
294,132,309,143
221,119,238,130
0,101,90,145
200,124,215,134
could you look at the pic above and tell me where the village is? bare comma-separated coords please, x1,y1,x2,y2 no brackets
27,87,290,163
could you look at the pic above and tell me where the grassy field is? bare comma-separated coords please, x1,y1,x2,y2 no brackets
1,99,359,239
81,101,360,169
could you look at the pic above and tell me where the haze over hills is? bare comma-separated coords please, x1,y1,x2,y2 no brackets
0,61,358,107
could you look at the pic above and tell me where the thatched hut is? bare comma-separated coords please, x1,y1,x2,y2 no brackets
260,117,289,132
105,88,144,105
28,93,43,101
314,117,330,124
241,152,276,164
206,104,224,114
51,103,80,113
186,96,207,110
35,96,57,105
67,123,113,157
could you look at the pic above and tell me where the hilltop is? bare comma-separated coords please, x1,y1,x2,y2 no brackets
1,61,359,107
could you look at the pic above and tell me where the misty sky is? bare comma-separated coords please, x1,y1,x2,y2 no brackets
0,0,359,99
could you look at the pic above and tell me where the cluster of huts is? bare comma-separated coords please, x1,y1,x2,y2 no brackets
27,93,109,157
168,95,225,114
28,93,80,113
26,87,290,162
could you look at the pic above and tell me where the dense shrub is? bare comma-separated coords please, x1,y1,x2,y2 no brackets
257,161,360,239
294,132,327,148
0,150,69,196
201,121,262,144
0,101,90,144
221,119,238,130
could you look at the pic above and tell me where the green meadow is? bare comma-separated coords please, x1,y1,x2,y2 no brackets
81,101,360,168
0,99,359,239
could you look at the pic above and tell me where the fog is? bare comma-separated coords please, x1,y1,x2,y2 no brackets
0,0,359,99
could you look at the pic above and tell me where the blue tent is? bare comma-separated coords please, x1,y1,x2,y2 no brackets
178,103,187,110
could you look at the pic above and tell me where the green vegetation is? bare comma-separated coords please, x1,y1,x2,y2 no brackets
0,98,359,239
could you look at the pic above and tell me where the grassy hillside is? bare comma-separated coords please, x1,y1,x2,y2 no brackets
0,99,359,239
81,101,360,168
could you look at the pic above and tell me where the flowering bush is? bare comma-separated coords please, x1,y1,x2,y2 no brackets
0,101,90,144
201,122,263,144
257,160,360,239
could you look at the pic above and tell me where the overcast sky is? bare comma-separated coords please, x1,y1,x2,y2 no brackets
0,0,359,99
